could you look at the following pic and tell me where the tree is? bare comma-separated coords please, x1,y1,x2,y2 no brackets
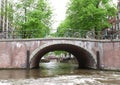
56,17,71,37
13,0,52,38
57,0,117,34
0,0,14,38
0,0,12,26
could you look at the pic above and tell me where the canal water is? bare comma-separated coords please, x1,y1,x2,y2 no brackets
0,62,120,85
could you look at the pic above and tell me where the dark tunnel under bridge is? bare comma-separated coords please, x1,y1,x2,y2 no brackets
29,43,96,69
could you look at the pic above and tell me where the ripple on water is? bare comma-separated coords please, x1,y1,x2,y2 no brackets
0,63,120,85
0,75,108,85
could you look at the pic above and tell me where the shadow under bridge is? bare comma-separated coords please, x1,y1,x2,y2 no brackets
29,43,96,69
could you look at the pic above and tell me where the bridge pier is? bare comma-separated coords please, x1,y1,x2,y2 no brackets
96,51,101,69
26,50,30,70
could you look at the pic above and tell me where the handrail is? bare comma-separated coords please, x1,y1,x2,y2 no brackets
0,29,120,40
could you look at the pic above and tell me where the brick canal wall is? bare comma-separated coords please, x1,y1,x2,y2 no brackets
100,42,120,70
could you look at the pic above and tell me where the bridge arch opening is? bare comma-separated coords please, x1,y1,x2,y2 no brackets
30,44,96,69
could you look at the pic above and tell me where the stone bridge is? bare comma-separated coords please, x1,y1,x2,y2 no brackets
0,38,120,70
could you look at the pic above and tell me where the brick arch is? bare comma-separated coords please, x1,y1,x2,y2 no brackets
29,43,96,69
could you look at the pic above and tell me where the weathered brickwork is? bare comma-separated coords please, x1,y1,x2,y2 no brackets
0,38,119,70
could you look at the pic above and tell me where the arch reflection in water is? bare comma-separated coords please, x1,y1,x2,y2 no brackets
39,51,78,76
39,62,78,76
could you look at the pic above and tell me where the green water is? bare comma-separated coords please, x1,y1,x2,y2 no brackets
0,62,120,85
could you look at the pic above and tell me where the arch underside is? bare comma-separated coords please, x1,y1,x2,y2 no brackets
30,44,96,69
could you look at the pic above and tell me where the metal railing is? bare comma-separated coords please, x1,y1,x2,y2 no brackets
0,29,120,40
55,29,120,40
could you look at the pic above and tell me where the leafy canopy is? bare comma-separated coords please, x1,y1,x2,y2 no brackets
14,0,52,38
57,0,117,34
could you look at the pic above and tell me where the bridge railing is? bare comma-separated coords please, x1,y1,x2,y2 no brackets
0,29,120,40
55,30,120,40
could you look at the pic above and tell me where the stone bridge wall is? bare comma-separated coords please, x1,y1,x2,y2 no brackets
0,38,119,70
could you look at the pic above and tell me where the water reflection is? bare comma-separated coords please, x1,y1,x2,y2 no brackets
0,62,120,85
0,62,78,79
39,62,78,76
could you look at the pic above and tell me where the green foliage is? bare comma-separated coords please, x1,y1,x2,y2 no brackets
13,0,52,38
54,51,67,57
56,17,71,37
57,0,117,35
